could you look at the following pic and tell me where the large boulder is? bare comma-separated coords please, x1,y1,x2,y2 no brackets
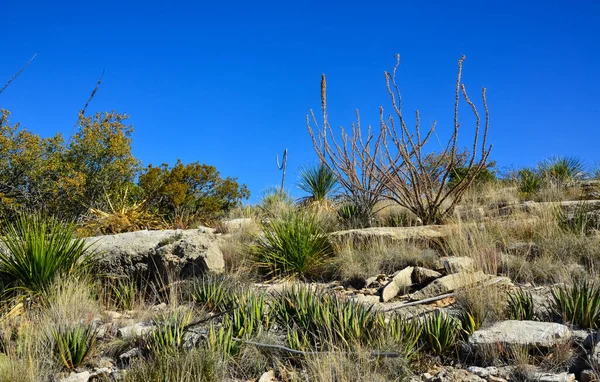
87,229,225,281
469,320,572,350
410,271,488,300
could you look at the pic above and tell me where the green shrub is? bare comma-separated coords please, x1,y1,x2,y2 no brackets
421,311,460,355
518,168,542,197
206,324,239,356
0,214,94,299
252,211,333,279
539,156,586,185
52,324,97,370
550,280,600,329
557,202,600,236
150,309,194,355
225,291,271,339
506,289,535,320
448,165,497,190
386,315,422,360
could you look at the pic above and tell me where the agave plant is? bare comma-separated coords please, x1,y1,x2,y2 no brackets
190,274,239,313
507,288,535,321
421,311,460,355
0,213,95,299
150,308,194,355
52,324,97,370
550,280,600,329
297,164,338,206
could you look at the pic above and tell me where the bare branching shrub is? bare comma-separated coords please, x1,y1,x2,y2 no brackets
308,55,492,225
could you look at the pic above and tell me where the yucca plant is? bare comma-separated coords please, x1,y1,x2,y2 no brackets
540,156,586,186
507,289,535,321
0,214,95,299
206,323,239,356
252,211,333,279
190,274,239,313
150,308,194,355
550,280,600,329
557,201,600,236
52,324,97,370
297,164,338,207
421,311,460,355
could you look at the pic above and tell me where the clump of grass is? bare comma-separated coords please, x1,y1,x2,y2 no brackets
124,347,227,382
109,278,138,311
252,211,333,279
225,290,271,338
420,311,460,355
258,187,295,219
386,315,422,360
149,308,194,355
51,324,97,370
550,280,600,329
507,288,535,320
454,284,506,336
206,323,239,356
0,213,95,299
518,168,543,198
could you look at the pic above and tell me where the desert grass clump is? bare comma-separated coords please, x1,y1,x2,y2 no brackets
420,311,460,355
252,211,333,279
124,347,227,382
507,288,535,321
455,284,506,334
518,168,543,199
258,187,295,220
107,278,139,311
550,280,600,329
0,213,95,299
51,324,97,370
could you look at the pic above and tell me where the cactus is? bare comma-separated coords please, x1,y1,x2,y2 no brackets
276,149,288,195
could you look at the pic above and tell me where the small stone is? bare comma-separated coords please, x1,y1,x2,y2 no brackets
381,266,414,302
365,276,378,287
59,371,90,382
529,372,575,382
119,347,142,363
443,256,474,273
117,322,154,339
466,366,498,378
258,370,276,382
412,266,442,285
580,369,599,382
487,377,508,382
151,303,167,312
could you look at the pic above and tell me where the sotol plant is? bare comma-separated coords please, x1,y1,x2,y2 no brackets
52,324,97,370
507,288,535,321
550,280,600,329
421,311,460,355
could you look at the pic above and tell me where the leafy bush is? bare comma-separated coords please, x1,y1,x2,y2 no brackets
550,280,600,329
51,324,97,370
139,160,249,227
420,311,460,355
448,163,497,190
298,163,338,206
507,288,535,321
0,214,94,298
252,211,333,279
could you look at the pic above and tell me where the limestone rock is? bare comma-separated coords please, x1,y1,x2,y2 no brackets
381,266,414,302
258,370,277,382
410,271,488,300
442,256,474,273
469,320,572,349
87,229,224,281
329,226,446,245
118,322,154,340
412,267,442,285
59,372,91,382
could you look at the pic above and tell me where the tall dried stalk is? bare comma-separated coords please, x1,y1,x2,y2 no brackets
307,75,387,227
378,55,491,224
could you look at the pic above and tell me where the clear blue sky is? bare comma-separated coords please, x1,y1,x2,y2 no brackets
1,0,598,202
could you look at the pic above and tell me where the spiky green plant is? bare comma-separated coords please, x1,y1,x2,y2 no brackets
518,168,542,197
190,274,239,313
0,214,95,299
297,164,338,206
207,323,239,356
271,286,384,349
387,315,422,360
550,280,600,329
507,288,535,321
110,278,137,311
52,324,97,370
421,311,460,355
225,291,271,338
150,309,194,355
252,211,333,279
557,201,600,236
540,156,586,185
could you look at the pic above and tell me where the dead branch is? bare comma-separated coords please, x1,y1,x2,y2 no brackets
0,52,38,96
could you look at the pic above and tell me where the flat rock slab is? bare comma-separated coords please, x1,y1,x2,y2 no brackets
329,226,446,244
410,271,488,300
381,266,414,302
469,320,572,349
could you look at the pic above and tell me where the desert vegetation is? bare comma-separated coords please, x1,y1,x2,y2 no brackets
2,55,600,382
